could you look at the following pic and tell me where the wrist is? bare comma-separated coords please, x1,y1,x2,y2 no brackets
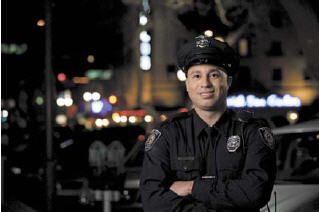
188,181,194,194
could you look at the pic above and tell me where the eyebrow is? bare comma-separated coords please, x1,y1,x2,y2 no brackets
189,68,221,75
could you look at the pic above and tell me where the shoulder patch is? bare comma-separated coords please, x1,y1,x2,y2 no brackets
145,129,161,151
258,127,276,150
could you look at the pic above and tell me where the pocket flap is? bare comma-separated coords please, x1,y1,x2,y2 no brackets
174,156,201,172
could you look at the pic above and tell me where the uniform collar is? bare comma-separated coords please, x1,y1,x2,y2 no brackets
192,109,208,138
192,109,232,138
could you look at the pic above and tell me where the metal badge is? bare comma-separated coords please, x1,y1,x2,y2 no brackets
227,135,241,152
195,35,210,48
145,129,161,152
258,127,276,150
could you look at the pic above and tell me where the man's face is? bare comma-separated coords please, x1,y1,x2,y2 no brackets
185,64,231,111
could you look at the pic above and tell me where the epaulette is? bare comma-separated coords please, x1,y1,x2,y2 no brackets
233,109,254,122
160,111,192,127
233,109,271,127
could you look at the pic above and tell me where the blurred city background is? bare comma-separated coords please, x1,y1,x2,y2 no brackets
2,0,319,211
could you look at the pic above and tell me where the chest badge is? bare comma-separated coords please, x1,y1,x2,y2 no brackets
227,135,241,152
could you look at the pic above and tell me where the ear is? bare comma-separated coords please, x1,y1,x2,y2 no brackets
227,76,232,90
185,78,189,92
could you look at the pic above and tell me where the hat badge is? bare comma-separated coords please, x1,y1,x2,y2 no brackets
195,35,210,48
227,135,240,152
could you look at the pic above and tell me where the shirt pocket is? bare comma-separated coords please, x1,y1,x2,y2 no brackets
219,168,241,182
172,156,202,181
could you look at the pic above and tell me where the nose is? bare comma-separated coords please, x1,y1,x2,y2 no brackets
200,75,212,88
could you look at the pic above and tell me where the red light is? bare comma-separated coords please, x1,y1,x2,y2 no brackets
57,73,66,82
138,135,145,141
179,108,188,113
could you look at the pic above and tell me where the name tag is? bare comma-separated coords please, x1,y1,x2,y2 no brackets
177,156,195,161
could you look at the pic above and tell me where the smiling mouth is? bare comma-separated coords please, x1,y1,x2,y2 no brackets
200,91,214,98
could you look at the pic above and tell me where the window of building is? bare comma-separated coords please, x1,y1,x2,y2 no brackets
272,68,282,81
269,11,283,28
266,41,283,56
238,38,251,57
303,71,311,80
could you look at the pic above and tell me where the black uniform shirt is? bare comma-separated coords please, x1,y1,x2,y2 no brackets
140,109,276,212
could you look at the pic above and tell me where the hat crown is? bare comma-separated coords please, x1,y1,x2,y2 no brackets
177,35,239,76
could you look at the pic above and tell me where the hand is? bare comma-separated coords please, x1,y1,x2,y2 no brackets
169,181,194,196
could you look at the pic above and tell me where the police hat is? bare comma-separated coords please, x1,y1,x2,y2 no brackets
177,35,239,76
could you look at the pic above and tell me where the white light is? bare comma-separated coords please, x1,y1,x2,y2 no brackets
95,119,103,128
267,94,301,107
57,97,65,107
204,30,214,37
11,167,21,175
102,119,110,127
140,42,151,56
140,56,151,70
83,92,92,102
227,94,302,108
287,111,299,124
139,14,148,25
91,101,104,113
283,94,302,107
177,70,187,81
227,95,246,108
2,110,9,118
290,112,298,120
64,98,73,107
144,115,153,123
139,31,151,42
56,114,67,125
114,116,121,123
246,95,266,107
92,92,101,101
120,116,128,123
129,116,137,123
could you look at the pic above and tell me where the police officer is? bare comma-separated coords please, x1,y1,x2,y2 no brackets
140,35,276,212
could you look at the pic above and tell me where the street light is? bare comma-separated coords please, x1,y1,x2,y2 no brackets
83,92,92,102
92,92,101,101
144,115,153,123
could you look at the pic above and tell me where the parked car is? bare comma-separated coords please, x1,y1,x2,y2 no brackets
261,119,319,212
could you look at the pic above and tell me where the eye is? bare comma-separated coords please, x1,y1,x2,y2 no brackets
209,72,220,78
192,74,200,79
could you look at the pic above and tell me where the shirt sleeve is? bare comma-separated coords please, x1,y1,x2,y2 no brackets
140,128,209,212
191,123,277,210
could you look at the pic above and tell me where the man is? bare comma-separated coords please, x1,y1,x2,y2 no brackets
140,35,276,212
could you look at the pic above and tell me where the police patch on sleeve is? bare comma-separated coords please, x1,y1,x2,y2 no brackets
145,129,161,152
258,127,276,150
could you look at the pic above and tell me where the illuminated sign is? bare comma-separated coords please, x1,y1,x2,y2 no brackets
2,43,28,55
139,31,151,71
227,94,302,108
86,69,113,80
